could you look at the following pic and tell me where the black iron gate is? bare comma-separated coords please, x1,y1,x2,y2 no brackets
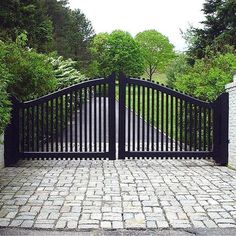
4,74,228,165
118,75,228,165
5,75,116,165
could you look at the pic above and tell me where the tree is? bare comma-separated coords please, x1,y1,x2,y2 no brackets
186,0,236,58
0,0,95,66
89,30,145,77
166,53,192,88
135,30,175,80
174,49,236,101
0,0,54,52
48,56,85,89
44,1,95,65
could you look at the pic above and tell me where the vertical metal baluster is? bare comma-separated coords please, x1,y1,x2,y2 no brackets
133,84,136,151
46,102,49,152
60,96,63,152
156,90,159,151
99,84,102,152
175,97,178,151
199,106,202,151
137,85,140,151
170,96,173,151
166,94,169,151
22,108,25,152
31,106,34,151
94,86,97,152
194,105,197,151
55,98,58,152
151,88,154,151
147,87,150,151
103,84,106,152
27,107,30,151
184,101,188,151
65,94,68,152
203,107,207,151
161,92,164,151
79,89,83,152
90,87,93,152
75,91,78,152
41,103,44,152
142,86,145,151
50,100,53,152
70,92,73,152
208,108,211,151
189,103,193,151
128,83,131,152
179,99,183,151
84,88,88,152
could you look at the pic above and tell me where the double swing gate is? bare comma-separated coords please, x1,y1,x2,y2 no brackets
5,74,228,166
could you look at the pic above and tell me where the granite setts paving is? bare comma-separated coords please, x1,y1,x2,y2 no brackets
0,159,236,230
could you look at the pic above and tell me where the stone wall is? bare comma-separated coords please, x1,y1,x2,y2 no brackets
0,135,4,169
225,74,236,168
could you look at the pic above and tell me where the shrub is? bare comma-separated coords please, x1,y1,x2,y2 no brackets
166,54,192,88
174,50,236,101
0,64,11,135
0,40,57,101
48,56,85,89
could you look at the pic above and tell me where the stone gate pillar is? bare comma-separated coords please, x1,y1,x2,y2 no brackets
225,74,236,168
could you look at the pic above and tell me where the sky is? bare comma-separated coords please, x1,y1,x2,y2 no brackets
69,0,206,51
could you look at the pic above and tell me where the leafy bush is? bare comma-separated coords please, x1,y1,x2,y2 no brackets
166,54,192,88
0,65,11,135
173,50,236,101
48,56,85,89
0,40,57,101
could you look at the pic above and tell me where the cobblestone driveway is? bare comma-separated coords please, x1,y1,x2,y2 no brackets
0,159,236,230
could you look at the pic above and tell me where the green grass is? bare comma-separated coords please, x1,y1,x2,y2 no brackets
142,72,168,85
115,82,178,140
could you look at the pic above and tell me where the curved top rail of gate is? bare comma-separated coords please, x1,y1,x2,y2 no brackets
118,74,215,160
127,77,213,108
22,77,109,107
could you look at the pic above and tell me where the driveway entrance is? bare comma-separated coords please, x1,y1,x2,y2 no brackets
5,74,228,165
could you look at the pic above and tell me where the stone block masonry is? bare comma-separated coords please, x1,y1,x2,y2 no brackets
0,159,236,230
0,135,4,168
225,74,236,169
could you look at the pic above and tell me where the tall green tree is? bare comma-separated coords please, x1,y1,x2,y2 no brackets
0,0,53,52
186,0,236,58
45,1,95,64
89,30,144,77
0,0,95,66
135,30,175,80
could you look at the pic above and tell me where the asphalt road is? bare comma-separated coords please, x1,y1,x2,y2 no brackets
64,97,169,148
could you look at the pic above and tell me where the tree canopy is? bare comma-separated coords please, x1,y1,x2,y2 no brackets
0,0,95,66
89,30,145,77
135,30,175,80
186,0,236,58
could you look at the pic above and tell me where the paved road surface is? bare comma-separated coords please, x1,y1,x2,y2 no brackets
63,97,171,151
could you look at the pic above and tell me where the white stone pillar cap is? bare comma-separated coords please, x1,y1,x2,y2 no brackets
234,73,236,82
225,73,236,90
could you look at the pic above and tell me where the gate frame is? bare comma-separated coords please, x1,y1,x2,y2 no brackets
4,73,229,166
118,74,229,165
4,75,116,165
